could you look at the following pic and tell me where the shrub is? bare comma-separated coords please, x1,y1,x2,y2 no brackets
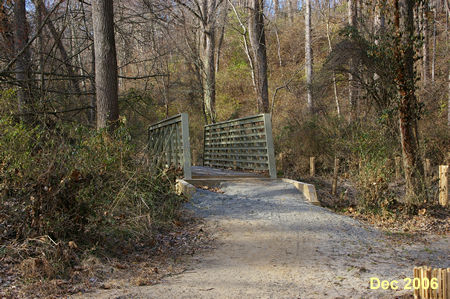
0,117,183,277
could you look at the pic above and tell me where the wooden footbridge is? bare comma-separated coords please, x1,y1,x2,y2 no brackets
148,113,318,204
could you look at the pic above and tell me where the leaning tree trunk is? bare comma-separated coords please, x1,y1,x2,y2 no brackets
91,0,119,129
394,0,424,204
248,0,269,113
305,0,313,114
14,0,31,115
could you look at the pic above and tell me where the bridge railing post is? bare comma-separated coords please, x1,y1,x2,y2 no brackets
263,113,277,179
181,113,192,179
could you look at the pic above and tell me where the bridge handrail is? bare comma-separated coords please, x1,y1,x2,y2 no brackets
148,113,192,179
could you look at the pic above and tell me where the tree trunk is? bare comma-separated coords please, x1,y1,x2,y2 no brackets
421,0,430,86
92,0,119,129
431,5,436,84
89,44,96,126
78,0,96,126
305,0,313,114
228,0,257,90
248,0,269,113
448,71,450,127
72,20,86,93
348,0,358,121
325,1,339,116
446,0,448,126
14,0,31,115
199,0,217,123
374,0,386,34
373,0,385,89
36,0,44,96
274,0,279,17
163,72,170,118
215,0,228,73
288,0,296,23
0,5,14,59
394,0,424,204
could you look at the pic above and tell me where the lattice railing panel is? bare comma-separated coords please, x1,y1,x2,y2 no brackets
203,114,276,178
148,113,191,179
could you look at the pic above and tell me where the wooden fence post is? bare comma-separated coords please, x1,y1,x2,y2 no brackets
413,266,449,299
310,156,315,177
192,149,198,166
331,157,339,196
439,165,448,207
424,158,431,181
278,153,285,173
395,156,401,180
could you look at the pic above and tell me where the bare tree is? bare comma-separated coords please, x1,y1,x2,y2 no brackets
274,0,280,17
421,0,431,85
287,0,296,23
14,0,31,114
373,0,386,94
92,0,119,129
175,0,222,123
305,0,313,114
443,0,449,127
374,0,386,35
348,0,358,121
228,0,256,89
322,0,340,116
394,0,424,204
200,0,218,123
215,0,228,73
248,0,269,113
0,4,15,61
430,2,436,84
34,0,81,95
35,0,44,94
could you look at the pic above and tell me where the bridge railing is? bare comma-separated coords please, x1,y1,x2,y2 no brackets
148,113,192,179
203,113,276,178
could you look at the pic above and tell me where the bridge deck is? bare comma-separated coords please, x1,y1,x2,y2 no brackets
191,166,265,179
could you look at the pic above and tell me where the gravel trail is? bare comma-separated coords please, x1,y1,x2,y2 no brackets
75,180,449,298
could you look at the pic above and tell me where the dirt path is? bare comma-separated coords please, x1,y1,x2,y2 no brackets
73,180,449,298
